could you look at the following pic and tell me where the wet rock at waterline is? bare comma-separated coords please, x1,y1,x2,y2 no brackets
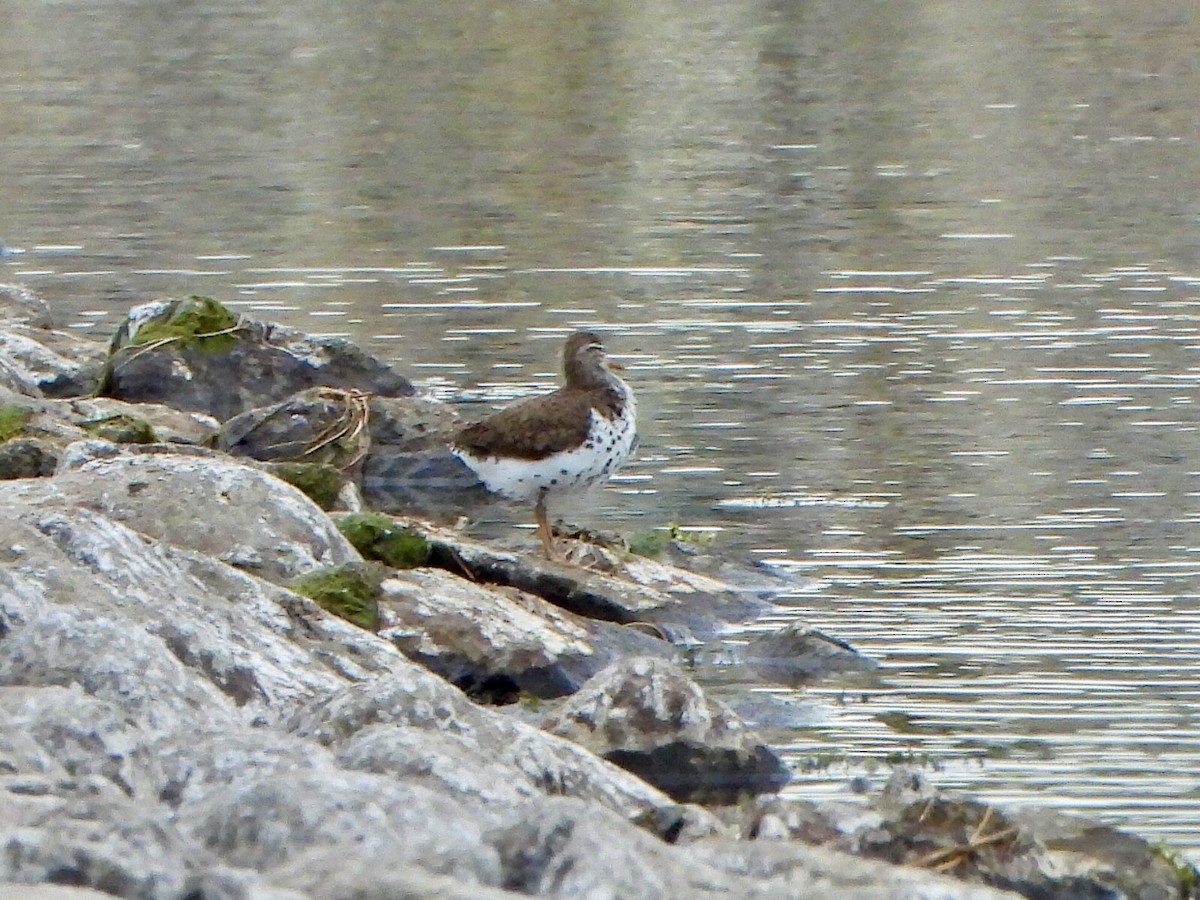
727,769,1195,900
377,566,673,700
541,657,791,804
738,621,879,686
414,520,769,635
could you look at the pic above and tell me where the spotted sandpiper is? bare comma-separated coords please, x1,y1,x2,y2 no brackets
452,330,637,558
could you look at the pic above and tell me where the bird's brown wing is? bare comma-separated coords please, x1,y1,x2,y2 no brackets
454,389,595,461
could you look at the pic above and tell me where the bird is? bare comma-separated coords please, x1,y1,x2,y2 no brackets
451,330,637,558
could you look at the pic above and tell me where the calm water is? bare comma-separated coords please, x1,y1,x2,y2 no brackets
5,0,1200,859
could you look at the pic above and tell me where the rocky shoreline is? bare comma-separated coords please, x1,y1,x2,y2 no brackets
0,287,1193,899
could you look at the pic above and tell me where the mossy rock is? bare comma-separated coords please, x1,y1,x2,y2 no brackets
130,296,240,353
83,413,156,445
0,405,33,443
271,462,345,510
628,529,673,559
628,524,716,559
289,562,384,631
336,512,430,569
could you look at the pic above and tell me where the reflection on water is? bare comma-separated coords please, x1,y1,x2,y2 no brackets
5,0,1200,861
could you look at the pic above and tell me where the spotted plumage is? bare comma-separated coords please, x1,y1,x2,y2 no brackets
452,331,637,557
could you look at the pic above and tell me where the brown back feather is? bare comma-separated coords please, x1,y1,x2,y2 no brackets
455,386,625,461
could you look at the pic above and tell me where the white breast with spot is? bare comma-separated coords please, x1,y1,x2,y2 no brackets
456,392,637,505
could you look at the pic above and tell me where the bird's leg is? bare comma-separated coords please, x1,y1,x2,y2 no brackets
534,489,557,559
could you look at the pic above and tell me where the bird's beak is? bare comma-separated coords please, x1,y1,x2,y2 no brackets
606,359,625,371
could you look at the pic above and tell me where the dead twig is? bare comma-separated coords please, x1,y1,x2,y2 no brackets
112,323,246,371
913,805,1019,874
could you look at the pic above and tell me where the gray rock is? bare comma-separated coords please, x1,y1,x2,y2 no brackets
541,657,790,803
287,669,692,826
49,452,360,584
60,396,219,446
378,568,668,699
688,836,1024,900
490,796,1020,900
0,437,57,478
0,355,40,396
0,585,240,733
267,849,524,900
0,793,193,899
0,283,54,328
173,766,503,885
0,685,164,800
104,299,413,422
217,386,371,467
0,498,409,727
218,391,458,471
0,325,106,398
0,886,124,900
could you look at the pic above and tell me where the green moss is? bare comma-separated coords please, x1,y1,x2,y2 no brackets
629,523,718,559
628,529,673,559
0,405,32,443
289,563,384,631
272,463,345,510
83,414,156,444
130,296,240,353
337,512,430,569
518,693,544,711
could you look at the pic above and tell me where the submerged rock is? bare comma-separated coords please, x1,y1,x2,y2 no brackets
737,621,879,686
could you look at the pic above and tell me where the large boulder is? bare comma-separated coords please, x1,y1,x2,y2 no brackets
102,297,414,421
50,449,360,584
